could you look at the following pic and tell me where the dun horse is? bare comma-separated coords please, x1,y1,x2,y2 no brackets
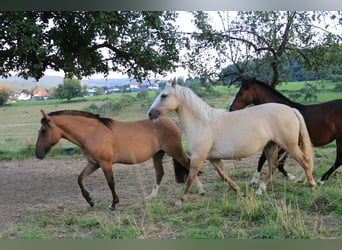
148,80,316,204
35,110,204,210
229,77,342,185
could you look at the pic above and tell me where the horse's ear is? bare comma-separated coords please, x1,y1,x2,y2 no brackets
172,78,177,88
41,110,49,120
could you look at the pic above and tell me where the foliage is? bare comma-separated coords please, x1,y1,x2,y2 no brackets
302,82,318,102
186,11,342,87
136,90,149,99
53,78,83,101
0,11,180,81
0,86,11,106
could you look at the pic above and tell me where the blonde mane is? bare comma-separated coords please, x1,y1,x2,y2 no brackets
175,84,226,121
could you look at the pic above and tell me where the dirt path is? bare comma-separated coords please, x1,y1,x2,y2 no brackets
0,154,265,226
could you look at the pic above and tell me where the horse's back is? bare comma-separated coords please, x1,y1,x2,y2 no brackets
105,118,181,163
231,103,297,120
209,103,301,159
229,103,302,142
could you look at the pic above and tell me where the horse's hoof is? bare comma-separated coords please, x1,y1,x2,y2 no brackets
88,198,95,207
145,194,154,200
108,204,116,211
317,179,325,185
249,181,257,187
237,191,244,197
255,190,262,195
175,200,182,206
198,191,206,196
287,174,297,181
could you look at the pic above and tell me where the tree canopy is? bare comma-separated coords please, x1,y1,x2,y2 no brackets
185,11,342,87
1,11,341,88
0,11,180,81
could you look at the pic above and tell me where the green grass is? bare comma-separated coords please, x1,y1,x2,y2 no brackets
2,173,341,239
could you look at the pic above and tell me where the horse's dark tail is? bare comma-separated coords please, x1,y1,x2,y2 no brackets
173,158,203,183
173,158,189,183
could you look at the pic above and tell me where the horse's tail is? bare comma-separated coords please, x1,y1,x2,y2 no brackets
173,158,189,183
293,108,314,170
173,157,203,183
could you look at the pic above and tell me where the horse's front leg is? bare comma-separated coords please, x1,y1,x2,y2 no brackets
256,143,278,195
78,162,100,207
101,162,119,210
176,157,204,205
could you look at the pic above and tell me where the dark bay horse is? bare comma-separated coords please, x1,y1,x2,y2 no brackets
229,77,342,185
35,110,204,210
148,80,316,204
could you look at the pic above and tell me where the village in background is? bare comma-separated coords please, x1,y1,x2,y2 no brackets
0,75,161,102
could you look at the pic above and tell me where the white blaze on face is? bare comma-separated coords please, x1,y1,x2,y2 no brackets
229,92,238,109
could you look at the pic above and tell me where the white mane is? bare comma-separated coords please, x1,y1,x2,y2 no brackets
175,84,226,122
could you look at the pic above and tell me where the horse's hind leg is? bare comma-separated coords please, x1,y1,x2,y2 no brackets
210,159,242,196
250,152,267,186
318,137,342,184
256,143,278,195
78,162,100,207
290,146,316,188
145,150,165,199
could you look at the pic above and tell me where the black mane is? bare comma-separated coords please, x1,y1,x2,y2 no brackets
46,110,113,129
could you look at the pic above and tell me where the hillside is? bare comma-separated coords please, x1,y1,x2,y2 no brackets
0,75,157,92
0,76,64,92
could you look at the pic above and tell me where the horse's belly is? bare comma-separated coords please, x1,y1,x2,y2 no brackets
115,149,156,164
208,141,265,160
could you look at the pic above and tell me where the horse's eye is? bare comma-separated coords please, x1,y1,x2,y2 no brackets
161,94,167,99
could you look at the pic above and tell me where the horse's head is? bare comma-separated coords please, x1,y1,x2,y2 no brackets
229,79,255,111
148,79,179,120
35,110,62,159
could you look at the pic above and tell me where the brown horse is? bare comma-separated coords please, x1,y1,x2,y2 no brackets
35,110,204,210
229,77,342,185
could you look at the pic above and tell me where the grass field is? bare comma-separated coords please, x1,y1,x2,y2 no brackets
0,80,341,239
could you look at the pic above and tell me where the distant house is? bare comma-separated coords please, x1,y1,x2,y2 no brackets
17,90,31,101
129,83,140,92
147,84,160,90
32,89,50,100
86,87,97,96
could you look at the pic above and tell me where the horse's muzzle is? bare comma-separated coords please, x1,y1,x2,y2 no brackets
148,109,160,120
228,106,236,112
35,148,46,159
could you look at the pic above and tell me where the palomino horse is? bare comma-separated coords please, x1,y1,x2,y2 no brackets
148,80,316,204
35,110,204,210
229,77,342,185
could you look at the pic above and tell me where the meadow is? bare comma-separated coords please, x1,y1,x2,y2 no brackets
0,80,341,239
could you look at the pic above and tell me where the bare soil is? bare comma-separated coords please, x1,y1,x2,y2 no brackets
0,155,263,227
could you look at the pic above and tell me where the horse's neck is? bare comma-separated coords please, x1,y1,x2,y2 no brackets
54,116,98,147
175,95,217,134
176,105,200,129
256,86,303,109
